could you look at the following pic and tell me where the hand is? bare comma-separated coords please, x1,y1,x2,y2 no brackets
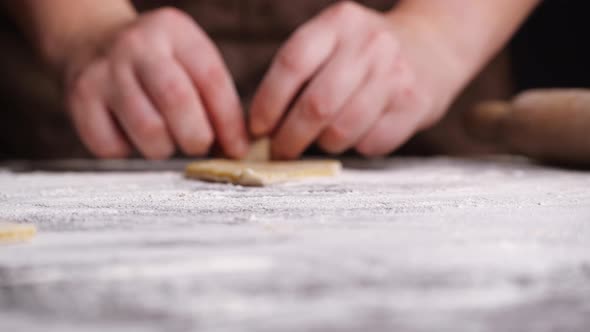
249,2,460,159
65,7,249,159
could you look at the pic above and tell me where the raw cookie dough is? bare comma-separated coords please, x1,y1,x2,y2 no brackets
185,159,342,186
0,223,37,243
186,138,342,186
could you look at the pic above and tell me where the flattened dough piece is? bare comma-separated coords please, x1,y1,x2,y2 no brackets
0,223,37,243
185,159,342,186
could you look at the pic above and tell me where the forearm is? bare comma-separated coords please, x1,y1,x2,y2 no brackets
388,0,539,89
1,0,137,71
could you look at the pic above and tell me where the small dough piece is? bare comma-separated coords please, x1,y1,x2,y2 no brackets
0,223,37,243
244,138,271,162
186,159,342,186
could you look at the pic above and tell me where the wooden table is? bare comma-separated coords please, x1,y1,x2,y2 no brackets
1,157,589,331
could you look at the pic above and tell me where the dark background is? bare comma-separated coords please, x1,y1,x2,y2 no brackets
511,0,590,91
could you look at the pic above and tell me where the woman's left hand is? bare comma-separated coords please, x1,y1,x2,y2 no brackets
249,1,461,159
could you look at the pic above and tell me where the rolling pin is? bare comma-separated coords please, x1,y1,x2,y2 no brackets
464,89,590,167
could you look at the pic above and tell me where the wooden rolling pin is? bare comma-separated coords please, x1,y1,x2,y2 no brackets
465,89,590,167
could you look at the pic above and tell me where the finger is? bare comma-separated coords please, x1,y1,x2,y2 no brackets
355,100,423,157
136,56,213,156
271,42,372,160
317,72,392,154
109,62,175,160
175,37,249,159
69,73,131,159
355,55,425,157
249,18,338,137
316,34,401,155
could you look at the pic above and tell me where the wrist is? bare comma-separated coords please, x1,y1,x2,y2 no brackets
40,3,138,78
386,3,488,83
384,8,469,127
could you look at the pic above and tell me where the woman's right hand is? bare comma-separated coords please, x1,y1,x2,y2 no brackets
64,7,249,159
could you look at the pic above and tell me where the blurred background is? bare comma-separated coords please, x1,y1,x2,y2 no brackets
0,0,587,159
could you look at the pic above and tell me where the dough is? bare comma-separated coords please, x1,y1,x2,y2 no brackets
243,138,271,162
186,138,341,186
0,223,37,243
185,159,342,186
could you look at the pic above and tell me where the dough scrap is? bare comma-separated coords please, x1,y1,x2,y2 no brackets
185,159,342,186
0,223,37,243
244,138,271,162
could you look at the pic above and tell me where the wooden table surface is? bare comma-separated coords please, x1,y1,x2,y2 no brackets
0,157,589,331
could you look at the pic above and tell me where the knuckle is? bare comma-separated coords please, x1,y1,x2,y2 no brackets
393,57,416,85
324,125,349,145
412,87,430,110
154,6,188,22
202,64,227,90
70,75,94,102
120,95,144,115
328,1,361,20
275,24,323,76
135,115,167,139
396,70,433,119
69,63,104,99
301,95,334,122
399,62,417,87
276,47,309,74
380,56,399,76
367,30,397,54
116,30,145,53
70,63,106,102
157,76,193,108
